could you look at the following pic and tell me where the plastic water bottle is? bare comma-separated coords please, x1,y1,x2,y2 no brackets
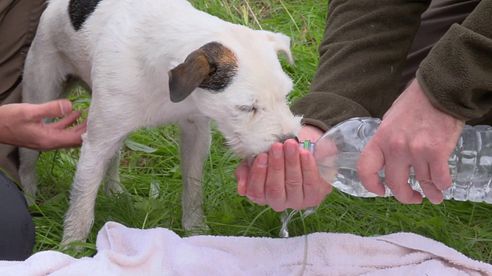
279,117,492,238
310,117,492,203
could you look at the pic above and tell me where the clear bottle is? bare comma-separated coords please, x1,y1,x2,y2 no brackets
311,117,492,203
279,117,492,238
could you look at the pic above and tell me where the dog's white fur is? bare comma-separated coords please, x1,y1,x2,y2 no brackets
20,0,301,244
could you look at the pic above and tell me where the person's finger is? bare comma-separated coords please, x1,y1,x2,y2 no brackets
428,153,453,191
357,141,386,196
319,176,333,204
419,180,443,204
39,129,84,150
246,153,268,205
49,111,82,129
408,138,444,204
33,100,73,120
412,161,443,204
72,120,88,133
265,143,286,212
235,161,250,196
301,149,330,208
384,160,422,204
283,139,303,210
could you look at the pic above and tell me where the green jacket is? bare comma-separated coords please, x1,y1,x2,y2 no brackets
0,0,46,182
291,0,492,131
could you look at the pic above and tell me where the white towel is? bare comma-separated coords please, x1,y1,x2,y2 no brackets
0,221,490,275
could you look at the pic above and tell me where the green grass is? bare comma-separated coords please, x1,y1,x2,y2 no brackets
31,0,492,263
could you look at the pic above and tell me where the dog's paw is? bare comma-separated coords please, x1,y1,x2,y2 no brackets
59,239,91,254
61,231,88,246
183,224,210,236
104,179,126,196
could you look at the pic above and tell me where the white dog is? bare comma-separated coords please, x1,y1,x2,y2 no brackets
20,0,301,244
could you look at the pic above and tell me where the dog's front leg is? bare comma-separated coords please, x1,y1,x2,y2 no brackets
61,87,133,244
179,116,211,234
62,134,124,245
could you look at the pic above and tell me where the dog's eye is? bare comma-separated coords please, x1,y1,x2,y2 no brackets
237,105,257,113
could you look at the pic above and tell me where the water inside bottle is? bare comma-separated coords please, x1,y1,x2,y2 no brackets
315,118,492,203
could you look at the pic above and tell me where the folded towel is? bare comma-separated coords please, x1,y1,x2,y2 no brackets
0,221,490,275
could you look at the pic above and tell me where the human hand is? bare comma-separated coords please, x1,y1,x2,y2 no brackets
235,125,332,212
357,79,465,204
0,99,87,150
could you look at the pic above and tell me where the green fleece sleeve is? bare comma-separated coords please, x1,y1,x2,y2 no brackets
291,0,431,130
417,0,492,121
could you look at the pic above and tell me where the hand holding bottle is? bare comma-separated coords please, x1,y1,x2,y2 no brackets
358,79,465,204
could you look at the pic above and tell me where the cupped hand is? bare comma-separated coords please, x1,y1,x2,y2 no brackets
235,125,332,212
0,99,87,150
357,79,465,204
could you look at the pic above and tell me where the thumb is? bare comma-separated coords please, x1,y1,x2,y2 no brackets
33,100,73,120
357,141,386,196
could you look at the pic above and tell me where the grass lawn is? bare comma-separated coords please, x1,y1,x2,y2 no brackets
31,0,491,262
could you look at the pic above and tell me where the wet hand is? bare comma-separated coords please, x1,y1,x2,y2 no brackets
235,125,332,211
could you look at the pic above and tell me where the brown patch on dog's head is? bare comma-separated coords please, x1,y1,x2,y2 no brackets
168,42,238,103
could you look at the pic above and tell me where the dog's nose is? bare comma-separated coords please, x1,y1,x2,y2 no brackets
278,134,299,143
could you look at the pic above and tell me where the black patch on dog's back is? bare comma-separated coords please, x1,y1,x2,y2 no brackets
69,0,103,31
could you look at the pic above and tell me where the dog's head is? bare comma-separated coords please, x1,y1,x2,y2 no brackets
168,29,301,157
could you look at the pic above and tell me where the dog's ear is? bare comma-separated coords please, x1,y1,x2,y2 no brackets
259,30,294,64
168,42,238,103
168,49,212,103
